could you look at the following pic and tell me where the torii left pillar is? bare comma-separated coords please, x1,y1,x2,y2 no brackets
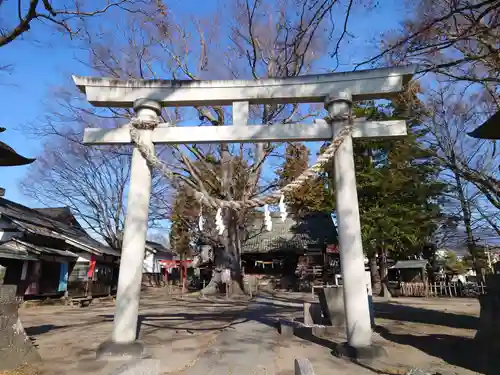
97,98,161,360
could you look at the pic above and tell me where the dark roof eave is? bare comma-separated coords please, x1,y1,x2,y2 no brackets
0,141,36,166
468,111,500,140
1,211,118,257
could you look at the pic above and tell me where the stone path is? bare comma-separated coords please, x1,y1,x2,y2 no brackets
181,297,293,375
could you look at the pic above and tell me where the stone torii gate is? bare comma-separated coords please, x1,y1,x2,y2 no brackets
73,65,416,359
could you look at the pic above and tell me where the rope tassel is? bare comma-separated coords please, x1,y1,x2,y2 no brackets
215,208,225,235
264,204,272,232
279,194,287,222
198,205,205,232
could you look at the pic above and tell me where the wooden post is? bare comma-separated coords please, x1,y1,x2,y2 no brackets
181,263,185,295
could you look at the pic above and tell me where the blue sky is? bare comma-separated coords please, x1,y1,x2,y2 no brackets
1,0,406,206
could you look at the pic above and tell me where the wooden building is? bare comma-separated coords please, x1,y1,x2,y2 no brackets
241,212,339,290
142,240,175,287
0,198,120,298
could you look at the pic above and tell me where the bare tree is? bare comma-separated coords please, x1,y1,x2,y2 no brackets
0,0,151,48
19,10,174,250
358,0,500,90
359,0,499,254
422,84,499,275
157,0,353,294
21,119,171,251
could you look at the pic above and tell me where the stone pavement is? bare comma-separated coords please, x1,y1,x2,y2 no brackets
181,296,302,375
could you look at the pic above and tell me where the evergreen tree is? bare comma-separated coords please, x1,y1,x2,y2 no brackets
318,98,447,294
169,188,197,260
276,143,332,215
354,101,447,293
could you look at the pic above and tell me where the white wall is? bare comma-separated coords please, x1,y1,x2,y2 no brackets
143,249,174,273
143,250,155,273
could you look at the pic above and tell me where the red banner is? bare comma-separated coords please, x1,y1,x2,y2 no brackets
326,244,339,254
159,260,192,268
87,255,96,278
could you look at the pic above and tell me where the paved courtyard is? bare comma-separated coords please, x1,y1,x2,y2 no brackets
19,289,483,375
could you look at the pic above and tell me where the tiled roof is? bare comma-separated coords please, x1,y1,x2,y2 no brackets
1,239,78,260
0,241,38,261
33,207,85,229
0,198,119,257
391,260,428,269
241,212,337,254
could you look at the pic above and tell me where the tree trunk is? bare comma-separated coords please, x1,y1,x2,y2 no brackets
199,209,246,297
378,247,390,297
200,268,222,295
369,253,381,295
227,210,245,295
199,262,245,296
452,161,483,281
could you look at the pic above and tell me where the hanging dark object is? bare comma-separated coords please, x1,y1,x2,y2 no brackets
468,111,500,140
0,127,36,166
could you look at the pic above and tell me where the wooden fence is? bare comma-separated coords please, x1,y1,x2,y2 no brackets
399,282,486,298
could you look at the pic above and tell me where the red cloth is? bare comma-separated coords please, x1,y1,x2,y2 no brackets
87,255,96,278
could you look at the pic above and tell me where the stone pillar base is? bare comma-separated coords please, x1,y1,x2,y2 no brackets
332,342,386,362
96,340,145,361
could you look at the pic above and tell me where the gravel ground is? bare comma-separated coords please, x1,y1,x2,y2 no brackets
18,290,483,375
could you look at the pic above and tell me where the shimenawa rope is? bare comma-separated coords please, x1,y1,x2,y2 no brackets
128,114,353,210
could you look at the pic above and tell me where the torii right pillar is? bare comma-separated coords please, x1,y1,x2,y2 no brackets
326,93,384,359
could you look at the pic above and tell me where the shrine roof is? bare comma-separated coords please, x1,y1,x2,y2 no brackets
391,260,428,269
33,207,85,229
241,212,337,254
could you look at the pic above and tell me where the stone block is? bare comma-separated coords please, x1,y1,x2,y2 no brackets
303,302,322,326
317,286,345,327
311,325,325,337
0,285,16,302
294,358,315,375
0,285,41,371
333,342,387,362
278,319,294,337
96,341,145,361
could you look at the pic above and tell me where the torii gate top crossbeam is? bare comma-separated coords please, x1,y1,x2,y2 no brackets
73,65,417,108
